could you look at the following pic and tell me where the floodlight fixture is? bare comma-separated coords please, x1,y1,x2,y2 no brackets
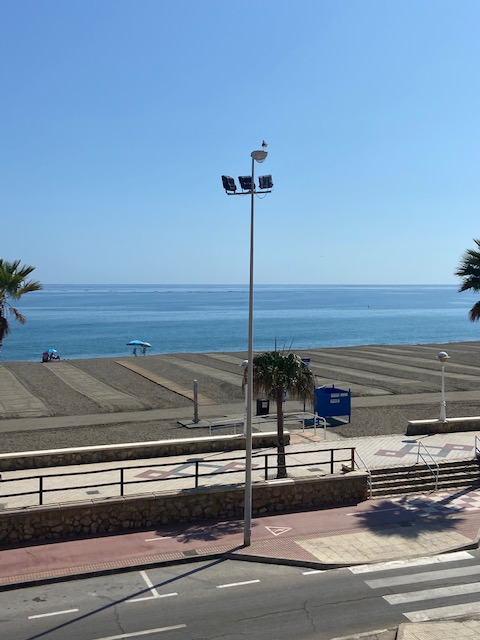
238,176,253,191
221,175,237,193
258,175,273,190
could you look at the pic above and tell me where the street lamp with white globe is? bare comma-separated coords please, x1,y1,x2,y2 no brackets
221,143,273,547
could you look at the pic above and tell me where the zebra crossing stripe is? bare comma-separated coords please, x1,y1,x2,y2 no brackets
349,551,473,574
384,581,480,605
365,564,480,589
404,600,480,623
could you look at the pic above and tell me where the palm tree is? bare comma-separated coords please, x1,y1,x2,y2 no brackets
0,259,42,349
244,350,315,479
455,239,480,321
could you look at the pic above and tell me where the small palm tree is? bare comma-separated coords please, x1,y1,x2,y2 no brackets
244,350,315,478
455,239,480,321
0,259,42,348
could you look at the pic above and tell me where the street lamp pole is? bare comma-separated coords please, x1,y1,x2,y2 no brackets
436,351,450,422
244,153,257,547
220,145,271,547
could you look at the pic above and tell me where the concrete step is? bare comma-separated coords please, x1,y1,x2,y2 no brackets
369,459,480,498
372,478,480,498
370,460,480,476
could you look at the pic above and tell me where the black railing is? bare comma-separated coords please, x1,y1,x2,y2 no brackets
0,447,356,509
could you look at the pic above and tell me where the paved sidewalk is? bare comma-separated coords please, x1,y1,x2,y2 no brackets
1,429,479,509
1,482,480,638
2,431,480,639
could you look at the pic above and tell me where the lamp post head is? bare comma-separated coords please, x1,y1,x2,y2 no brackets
436,351,450,363
251,150,268,163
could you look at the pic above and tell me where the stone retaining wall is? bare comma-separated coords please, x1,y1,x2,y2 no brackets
0,432,287,471
0,471,367,545
407,416,480,435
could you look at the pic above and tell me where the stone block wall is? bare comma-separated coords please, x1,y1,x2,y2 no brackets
0,432,288,471
407,416,480,435
0,472,368,545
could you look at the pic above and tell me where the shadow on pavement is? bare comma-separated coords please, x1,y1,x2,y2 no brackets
353,495,465,537
158,518,244,543
22,557,227,640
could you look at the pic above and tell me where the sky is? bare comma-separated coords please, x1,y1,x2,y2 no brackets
1,0,479,285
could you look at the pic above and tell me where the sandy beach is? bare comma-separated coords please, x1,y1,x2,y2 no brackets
1,341,480,452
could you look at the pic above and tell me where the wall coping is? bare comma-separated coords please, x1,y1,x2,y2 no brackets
0,431,284,462
408,416,480,426
406,416,480,435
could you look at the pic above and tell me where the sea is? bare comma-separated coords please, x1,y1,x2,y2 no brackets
1,284,479,362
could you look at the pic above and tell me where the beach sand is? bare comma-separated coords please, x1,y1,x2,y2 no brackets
1,341,480,452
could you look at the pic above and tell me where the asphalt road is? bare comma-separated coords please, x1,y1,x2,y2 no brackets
3,550,480,640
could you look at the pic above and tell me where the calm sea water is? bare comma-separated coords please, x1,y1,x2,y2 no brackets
1,284,479,362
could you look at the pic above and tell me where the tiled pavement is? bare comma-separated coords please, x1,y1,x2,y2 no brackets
2,431,480,639
1,429,479,508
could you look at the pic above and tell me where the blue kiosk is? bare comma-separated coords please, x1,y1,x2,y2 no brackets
314,385,351,424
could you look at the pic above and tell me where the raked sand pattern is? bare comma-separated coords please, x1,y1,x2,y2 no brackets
2,341,480,452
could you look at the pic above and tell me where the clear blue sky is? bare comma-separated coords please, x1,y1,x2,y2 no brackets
1,0,479,285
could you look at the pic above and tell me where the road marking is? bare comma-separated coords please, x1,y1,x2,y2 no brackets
28,608,79,619
265,526,292,536
128,593,177,603
128,570,178,603
384,581,480,604
94,626,187,639
145,537,173,542
302,570,325,575
404,601,480,623
216,579,260,589
349,551,473,574
366,564,480,589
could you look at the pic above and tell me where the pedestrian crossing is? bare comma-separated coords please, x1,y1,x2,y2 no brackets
349,551,480,623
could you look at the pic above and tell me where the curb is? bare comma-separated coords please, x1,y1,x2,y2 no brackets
2,537,479,592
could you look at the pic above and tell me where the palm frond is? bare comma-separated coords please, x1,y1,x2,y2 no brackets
469,301,480,322
456,240,480,322
0,258,42,345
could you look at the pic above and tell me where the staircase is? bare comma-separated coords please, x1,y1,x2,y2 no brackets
370,459,480,498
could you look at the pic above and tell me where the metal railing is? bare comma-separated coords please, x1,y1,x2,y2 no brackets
207,418,243,436
416,441,439,490
353,450,372,498
0,446,357,510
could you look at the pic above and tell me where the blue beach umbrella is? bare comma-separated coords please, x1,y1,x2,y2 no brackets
127,340,148,346
47,348,58,354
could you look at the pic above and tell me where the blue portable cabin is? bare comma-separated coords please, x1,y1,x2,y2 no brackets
314,385,351,424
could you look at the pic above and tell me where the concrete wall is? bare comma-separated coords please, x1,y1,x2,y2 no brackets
0,471,368,545
0,432,288,471
407,416,480,436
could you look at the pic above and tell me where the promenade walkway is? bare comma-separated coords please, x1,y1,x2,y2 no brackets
1,430,479,509
1,431,480,638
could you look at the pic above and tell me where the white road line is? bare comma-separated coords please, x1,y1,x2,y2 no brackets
128,593,177,603
140,570,159,596
93,626,187,640
28,608,79,620
384,581,480,604
302,570,325,575
365,564,480,589
404,601,480,623
349,551,473,574
216,579,260,589
128,570,175,602
145,537,172,541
